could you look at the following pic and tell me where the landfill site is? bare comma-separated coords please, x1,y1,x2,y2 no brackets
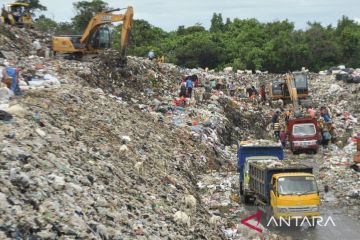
1,5,360,240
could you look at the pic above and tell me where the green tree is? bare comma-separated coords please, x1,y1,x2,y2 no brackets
113,19,168,56
336,16,360,67
175,32,226,68
71,0,109,34
304,22,340,71
224,17,231,31
18,0,47,14
55,22,77,35
44,7,360,73
210,13,224,32
176,24,205,35
34,15,57,33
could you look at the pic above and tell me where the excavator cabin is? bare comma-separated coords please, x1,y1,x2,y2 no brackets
269,71,311,107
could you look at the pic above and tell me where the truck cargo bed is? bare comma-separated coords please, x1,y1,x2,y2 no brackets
249,160,313,203
237,140,284,188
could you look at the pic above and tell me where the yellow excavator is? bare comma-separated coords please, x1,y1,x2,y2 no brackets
52,6,133,61
1,2,32,26
269,71,312,107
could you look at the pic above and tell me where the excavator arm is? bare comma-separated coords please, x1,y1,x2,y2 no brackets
80,6,134,56
119,7,133,56
285,73,299,109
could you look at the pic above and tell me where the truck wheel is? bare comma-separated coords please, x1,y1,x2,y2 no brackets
240,194,253,205
290,143,295,154
240,194,246,204
240,194,248,204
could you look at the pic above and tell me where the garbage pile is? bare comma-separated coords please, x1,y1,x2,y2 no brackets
0,83,230,239
319,65,360,84
80,50,183,102
0,25,47,60
80,51,280,147
309,74,360,138
0,55,64,111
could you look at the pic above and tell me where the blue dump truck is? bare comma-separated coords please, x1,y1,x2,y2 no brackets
237,140,284,203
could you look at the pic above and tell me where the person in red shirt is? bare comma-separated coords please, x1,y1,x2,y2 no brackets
279,129,287,148
260,85,266,104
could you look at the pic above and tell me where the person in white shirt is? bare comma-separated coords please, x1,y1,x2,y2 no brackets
32,39,42,56
0,59,9,84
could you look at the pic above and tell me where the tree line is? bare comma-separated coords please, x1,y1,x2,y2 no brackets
32,0,360,73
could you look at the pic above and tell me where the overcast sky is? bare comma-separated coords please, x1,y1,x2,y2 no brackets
3,0,359,31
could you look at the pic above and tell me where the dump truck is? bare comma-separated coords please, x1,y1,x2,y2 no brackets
287,117,321,154
237,140,284,203
248,160,320,224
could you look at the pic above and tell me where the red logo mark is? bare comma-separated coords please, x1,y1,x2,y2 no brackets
240,210,263,233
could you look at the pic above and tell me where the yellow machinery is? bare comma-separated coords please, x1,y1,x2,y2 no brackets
1,2,32,26
156,55,165,63
270,172,320,221
52,6,133,60
269,72,311,107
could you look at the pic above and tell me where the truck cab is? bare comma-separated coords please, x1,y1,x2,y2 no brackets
287,117,321,154
270,173,320,219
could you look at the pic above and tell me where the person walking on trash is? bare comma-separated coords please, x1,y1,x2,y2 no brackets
280,128,287,148
179,81,187,97
148,50,155,60
272,109,281,125
186,76,193,98
271,109,281,139
259,85,266,104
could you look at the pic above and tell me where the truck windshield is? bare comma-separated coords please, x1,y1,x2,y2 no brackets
278,176,317,195
293,123,316,136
